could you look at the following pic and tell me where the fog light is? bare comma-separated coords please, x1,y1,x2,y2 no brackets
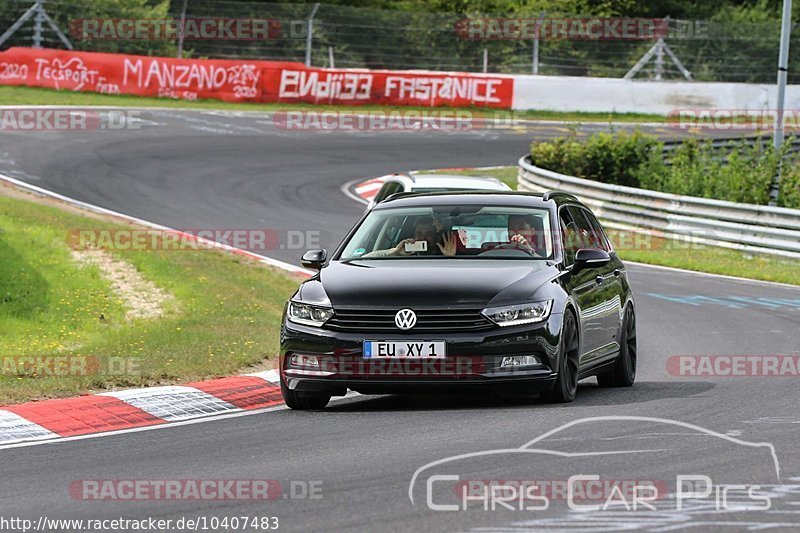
290,354,320,368
501,355,541,368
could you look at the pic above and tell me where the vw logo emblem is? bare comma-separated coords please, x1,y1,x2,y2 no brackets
394,308,417,330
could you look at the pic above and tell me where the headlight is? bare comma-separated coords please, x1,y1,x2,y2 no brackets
482,300,553,327
287,301,334,327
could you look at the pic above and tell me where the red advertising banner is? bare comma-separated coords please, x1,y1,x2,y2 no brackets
0,48,514,109
0,47,302,103
261,67,514,108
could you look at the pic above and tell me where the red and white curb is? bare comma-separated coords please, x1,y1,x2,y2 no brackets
351,176,390,203
0,370,283,446
0,173,308,447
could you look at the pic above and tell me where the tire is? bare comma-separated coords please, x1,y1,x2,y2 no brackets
597,305,637,388
281,379,331,410
541,310,580,403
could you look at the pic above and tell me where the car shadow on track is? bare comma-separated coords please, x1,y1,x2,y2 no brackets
324,381,716,412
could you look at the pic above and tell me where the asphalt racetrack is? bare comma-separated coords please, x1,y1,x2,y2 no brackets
1,109,799,531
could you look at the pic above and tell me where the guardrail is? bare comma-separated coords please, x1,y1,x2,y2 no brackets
517,155,800,259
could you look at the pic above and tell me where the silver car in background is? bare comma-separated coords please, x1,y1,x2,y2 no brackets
365,173,511,210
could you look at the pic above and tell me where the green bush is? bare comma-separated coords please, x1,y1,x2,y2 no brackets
780,164,800,209
530,130,662,187
529,132,800,209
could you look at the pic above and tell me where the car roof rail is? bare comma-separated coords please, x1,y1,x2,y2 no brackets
382,190,421,203
542,190,579,203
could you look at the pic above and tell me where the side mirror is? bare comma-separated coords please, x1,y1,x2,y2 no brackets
573,248,611,272
301,249,327,270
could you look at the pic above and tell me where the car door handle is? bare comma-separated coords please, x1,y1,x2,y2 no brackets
613,268,621,277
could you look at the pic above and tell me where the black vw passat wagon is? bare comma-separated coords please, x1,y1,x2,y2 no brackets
280,192,636,409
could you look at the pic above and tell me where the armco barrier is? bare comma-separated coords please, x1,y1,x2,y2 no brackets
518,155,800,259
0,47,514,109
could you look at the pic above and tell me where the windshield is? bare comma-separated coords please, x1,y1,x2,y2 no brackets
339,205,554,260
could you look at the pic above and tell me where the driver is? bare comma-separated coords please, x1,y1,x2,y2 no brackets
495,214,540,255
364,217,457,257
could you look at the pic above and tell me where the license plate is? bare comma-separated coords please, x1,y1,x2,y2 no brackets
363,341,446,359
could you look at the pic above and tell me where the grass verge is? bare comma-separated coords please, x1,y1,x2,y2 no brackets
0,184,301,405
431,166,800,285
0,85,664,123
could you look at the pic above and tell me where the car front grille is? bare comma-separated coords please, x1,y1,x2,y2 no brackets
323,308,495,333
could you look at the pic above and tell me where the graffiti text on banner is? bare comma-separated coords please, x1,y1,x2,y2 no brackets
0,48,516,109
262,67,514,108
0,47,299,103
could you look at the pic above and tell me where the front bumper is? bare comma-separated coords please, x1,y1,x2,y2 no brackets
279,314,563,396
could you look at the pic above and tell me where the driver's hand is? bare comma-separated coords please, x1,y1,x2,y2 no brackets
510,234,532,249
437,232,457,256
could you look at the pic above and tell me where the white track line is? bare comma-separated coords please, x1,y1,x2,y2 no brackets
245,370,281,384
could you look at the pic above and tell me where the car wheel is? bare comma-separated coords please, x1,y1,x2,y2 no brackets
541,310,579,403
281,379,331,410
597,305,637,388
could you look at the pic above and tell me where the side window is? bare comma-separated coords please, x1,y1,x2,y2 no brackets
580,208,613,252
567,206,603,251
559,207,578,266
374,181,404,204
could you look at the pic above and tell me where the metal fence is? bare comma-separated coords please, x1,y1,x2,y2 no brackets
0,0,795,83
